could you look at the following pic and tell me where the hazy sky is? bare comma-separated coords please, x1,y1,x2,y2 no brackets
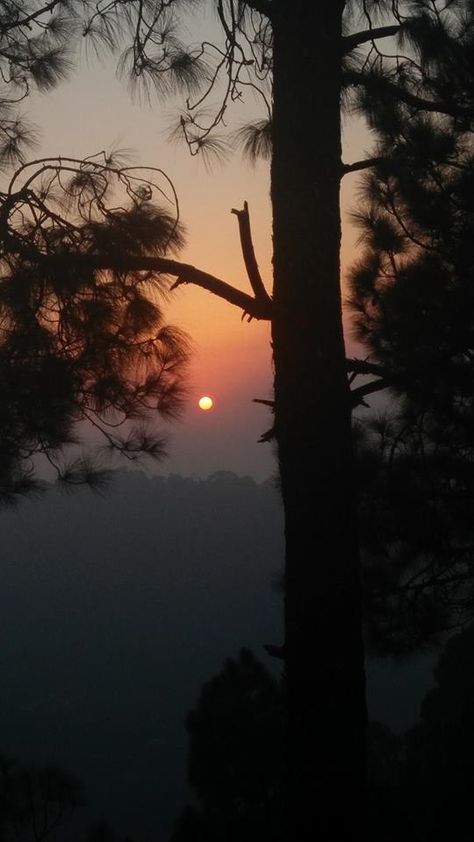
26,6,372,480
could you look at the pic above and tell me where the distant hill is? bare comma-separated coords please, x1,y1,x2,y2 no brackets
0,470,434,840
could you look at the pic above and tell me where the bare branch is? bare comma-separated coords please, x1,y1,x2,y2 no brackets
342,156,386,175
351,378,388,407
31,251,273,320
342,25,401,55
231,201,271,305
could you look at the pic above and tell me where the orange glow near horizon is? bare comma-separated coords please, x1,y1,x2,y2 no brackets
25,57,368,479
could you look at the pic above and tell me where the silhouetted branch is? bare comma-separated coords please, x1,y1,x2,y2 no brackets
27,252,273,320
258,426,275,443
1,1,63,33
342,156,386,175
346,70,473,121
155,258,270,319
346,358,388,378
253,398,274,408
231,201,272,306
342,25,401,55
351,379,388,407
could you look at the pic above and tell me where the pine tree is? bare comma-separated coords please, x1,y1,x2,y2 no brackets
3,1,474,838
347,2,474,654
403,623,474,840
0,5,191,502
171,650,283,842
0,152,190,501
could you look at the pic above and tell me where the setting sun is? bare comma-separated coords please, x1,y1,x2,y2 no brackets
198,396,214,411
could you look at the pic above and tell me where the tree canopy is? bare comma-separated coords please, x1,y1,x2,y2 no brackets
0,3,194,501
171,649,283,842
347,2,474,653
0,151,190,501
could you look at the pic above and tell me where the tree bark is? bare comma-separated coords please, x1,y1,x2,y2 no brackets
270,3,367,839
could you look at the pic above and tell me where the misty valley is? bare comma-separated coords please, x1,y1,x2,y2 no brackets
0,470,436,841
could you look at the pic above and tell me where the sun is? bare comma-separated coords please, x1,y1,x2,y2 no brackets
198,395,214,411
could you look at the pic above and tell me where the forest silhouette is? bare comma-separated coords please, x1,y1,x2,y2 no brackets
171,630,474,842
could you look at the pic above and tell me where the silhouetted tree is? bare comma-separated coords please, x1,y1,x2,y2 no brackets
83,3,473,836
347,4,474,654
401,623,474,841
0,152,190,502
365,722,407,842
3,1,474,838
0,753,136,842
171,652,412,842
0,5,190,503
171,649,283,842
0,755,83,841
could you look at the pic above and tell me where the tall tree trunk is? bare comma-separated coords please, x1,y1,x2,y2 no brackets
270,3,367,839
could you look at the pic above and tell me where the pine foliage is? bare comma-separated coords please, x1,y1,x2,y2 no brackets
348,1,474,653
0,152,189,500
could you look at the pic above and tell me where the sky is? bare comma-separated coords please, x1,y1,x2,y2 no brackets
26,5,373,480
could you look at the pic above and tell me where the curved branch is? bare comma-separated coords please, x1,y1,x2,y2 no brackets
30,250,273,321
342,25,401,55
345,70,473,121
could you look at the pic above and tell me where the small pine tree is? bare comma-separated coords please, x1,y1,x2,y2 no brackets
171,650,284,842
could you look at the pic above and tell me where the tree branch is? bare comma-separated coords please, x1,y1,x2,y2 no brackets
342,25,401,55
231,201,272,306
351,379,388,407
0,0,63,33
342,156,386,175
346,358,388,378
345,70,473,121
33,251,273,321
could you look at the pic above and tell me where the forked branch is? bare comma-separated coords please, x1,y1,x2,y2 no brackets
346,358,388,378
347,359,391,408
168,258,271,319
0,159,273,322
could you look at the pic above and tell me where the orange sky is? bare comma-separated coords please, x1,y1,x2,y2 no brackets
27,32,373,480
